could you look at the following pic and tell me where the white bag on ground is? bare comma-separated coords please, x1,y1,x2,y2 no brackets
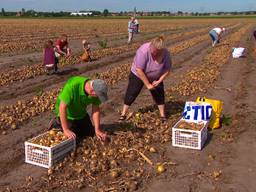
232,47,245,58
182,101,213,122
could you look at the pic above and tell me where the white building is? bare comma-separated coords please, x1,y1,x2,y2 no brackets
70,12,93,16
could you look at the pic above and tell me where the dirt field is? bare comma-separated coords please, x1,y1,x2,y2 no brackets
0,18,255,192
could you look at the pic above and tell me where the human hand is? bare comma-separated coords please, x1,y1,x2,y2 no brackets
146,83,155,90
152,80,161,87
95,129,107,141
64,129,76,139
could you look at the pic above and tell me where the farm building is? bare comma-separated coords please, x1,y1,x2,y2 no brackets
70,11,93,16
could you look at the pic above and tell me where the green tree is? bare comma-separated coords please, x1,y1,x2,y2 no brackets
1,8,5,16
25,9,36,16
177,11,183,15
103,9,109,16
21,8,25,16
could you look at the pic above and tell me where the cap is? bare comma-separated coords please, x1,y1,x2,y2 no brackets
92,79,108,103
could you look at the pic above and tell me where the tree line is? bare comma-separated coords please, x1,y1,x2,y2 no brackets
1,8,256,17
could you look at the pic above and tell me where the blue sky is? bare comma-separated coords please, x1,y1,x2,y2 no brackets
0,0,255,12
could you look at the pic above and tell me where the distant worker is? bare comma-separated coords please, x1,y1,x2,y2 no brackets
209,27,226,47
80,39,92,62
51,76,108,141
54,34,71,59
134,18,140,33
42,40,58,74
127,16,136,44
254,30,256,53
120,35,172,122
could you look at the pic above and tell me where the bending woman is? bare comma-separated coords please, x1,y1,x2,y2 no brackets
120,35,172,122
209,27,226,47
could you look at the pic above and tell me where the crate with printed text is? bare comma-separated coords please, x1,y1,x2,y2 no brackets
25,129,76,168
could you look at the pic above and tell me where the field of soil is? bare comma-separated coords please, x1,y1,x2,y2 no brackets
0,18,255,192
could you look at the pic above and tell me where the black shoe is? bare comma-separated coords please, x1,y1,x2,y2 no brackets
160,117,167,123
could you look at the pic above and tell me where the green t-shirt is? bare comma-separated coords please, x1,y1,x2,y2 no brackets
55,76,101,120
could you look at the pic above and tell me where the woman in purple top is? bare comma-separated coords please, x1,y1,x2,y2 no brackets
43,40,58,75
120,35,172,122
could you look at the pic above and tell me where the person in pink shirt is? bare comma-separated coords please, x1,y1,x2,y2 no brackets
120,35,172,122
42,40,58,74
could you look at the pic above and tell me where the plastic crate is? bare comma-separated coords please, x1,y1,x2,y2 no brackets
172,119,208,150
25,132,76,168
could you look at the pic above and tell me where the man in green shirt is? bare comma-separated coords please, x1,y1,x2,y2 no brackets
53,76,108,141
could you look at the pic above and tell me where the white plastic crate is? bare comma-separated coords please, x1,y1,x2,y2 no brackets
25,132,76,168
172,119,208,150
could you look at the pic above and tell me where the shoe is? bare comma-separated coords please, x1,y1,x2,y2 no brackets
160,116,167,123
53,70,58,75
126,112,134,120
119,115,126,121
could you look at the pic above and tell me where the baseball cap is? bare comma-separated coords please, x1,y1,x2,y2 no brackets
92,79,108,103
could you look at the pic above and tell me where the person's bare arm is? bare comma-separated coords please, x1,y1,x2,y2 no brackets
159,70,170,82
56,45,67,55
67,48,71,56
59,101,76,139
66,44,71,56
83,45,87,52
92,105,106,141
152,70,170,87
153,50,172,87
219,31,224,39
136,68,154,89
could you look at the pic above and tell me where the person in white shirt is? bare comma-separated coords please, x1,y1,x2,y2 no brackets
134,18,139,33
209,27,226,47
127,17,136,44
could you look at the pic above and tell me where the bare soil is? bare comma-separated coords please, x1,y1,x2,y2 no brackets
0,21,255,192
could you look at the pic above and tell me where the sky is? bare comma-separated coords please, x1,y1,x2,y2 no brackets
0,0,256,12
